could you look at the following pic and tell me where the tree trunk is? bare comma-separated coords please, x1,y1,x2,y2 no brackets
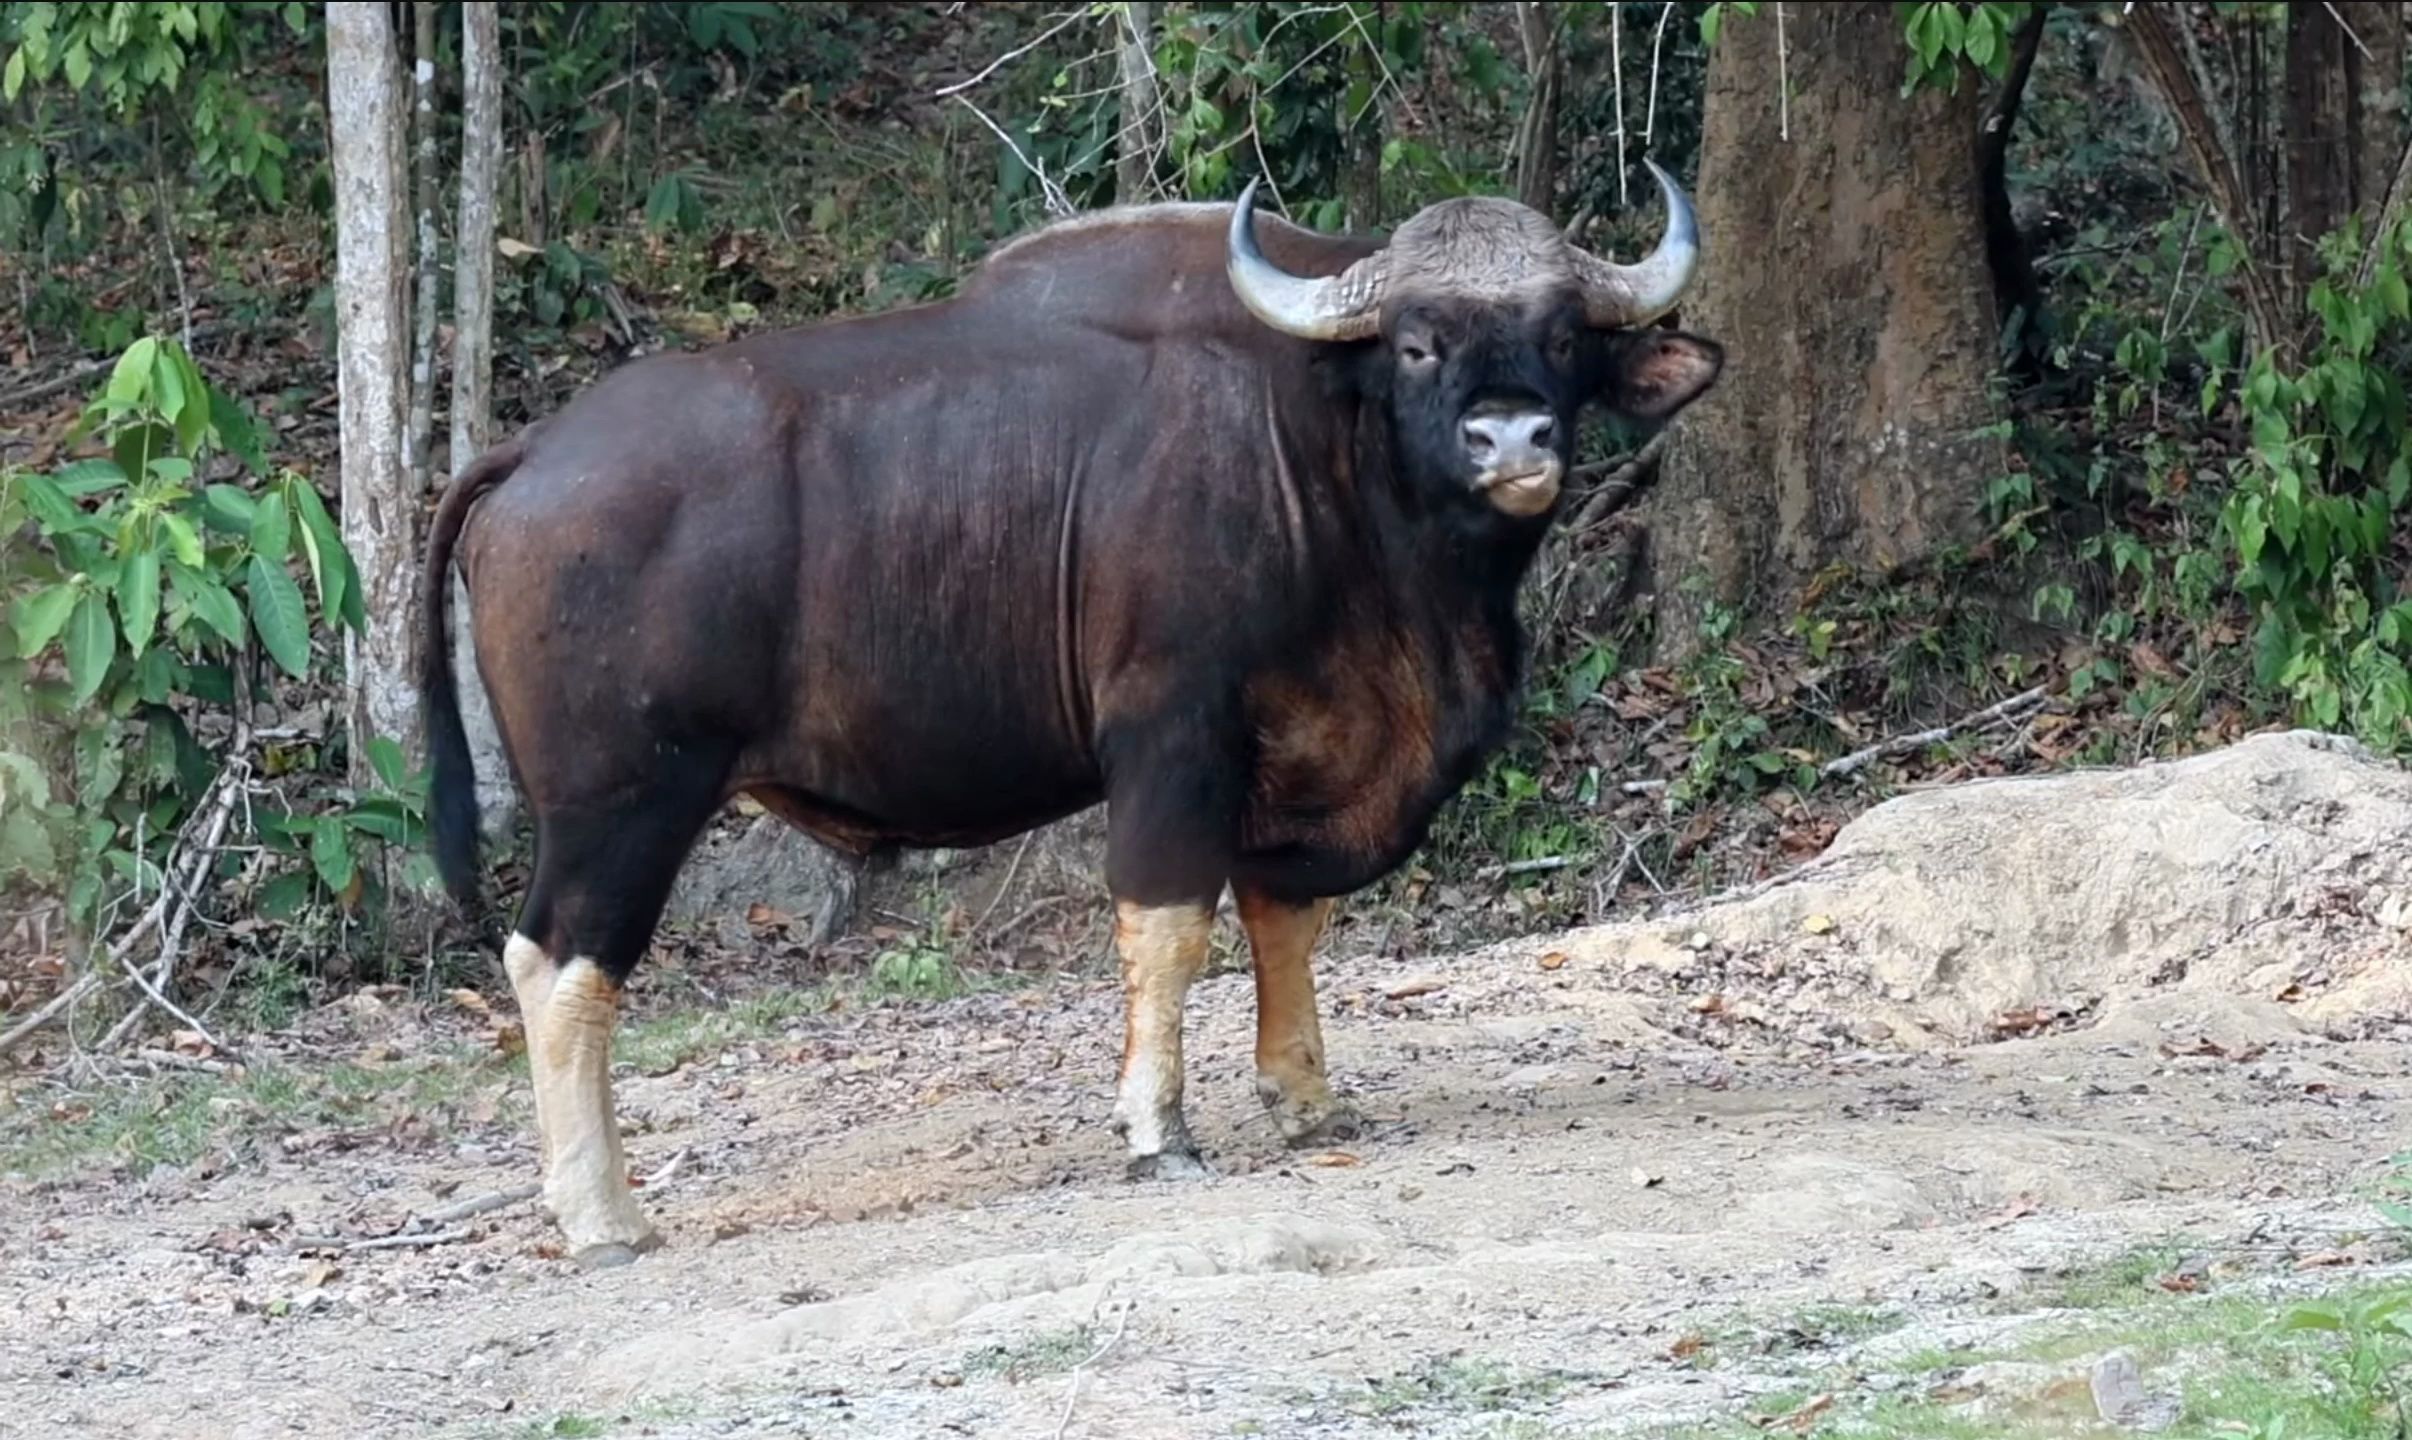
2350,3,2407,213
1341,32,1382,229
2288,3,2358,285
1115,1,1158,203
327,1,418,777
1647,2,2005,659
450,0,515,838
1513,1,1561,214
1979,4,2049,363
409,0,441,494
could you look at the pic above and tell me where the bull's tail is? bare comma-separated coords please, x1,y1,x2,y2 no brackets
422,438,523,909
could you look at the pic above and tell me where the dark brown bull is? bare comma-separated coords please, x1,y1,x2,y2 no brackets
420,165,1722,1266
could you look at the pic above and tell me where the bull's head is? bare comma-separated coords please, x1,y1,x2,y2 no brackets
1225,162,1723,520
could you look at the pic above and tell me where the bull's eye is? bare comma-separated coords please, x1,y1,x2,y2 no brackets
1548,332,1575,366
1398,339,1439,369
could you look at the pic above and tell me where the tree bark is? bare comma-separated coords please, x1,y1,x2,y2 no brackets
327,1,419,777
409,0,440,495
1115,1,1159,203
1513,1,1561,214
1646,1,2005,659
450,0,515,837
2288,2,2359,286
2348,2,2407,223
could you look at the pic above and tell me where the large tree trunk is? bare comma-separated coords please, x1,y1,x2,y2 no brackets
327,1,418,777
1115,1,1158,203
2286,0,2405,285
450,0,515,837
1647,2,2005,659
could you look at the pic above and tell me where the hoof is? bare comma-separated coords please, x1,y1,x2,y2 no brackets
570,1229,663,1272
1278,1100,1364,1148
1258,1076,1362,1147
1127,1148,1216,1182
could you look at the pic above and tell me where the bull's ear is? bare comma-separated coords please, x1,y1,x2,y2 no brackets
1598,330,1723,421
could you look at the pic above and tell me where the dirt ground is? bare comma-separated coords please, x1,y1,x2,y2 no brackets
4,915,2406,1440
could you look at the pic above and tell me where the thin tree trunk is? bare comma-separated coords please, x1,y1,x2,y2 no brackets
1648,1,2004,658
1980,4,2049,360
327,1,418,777
1115,1,1158,203
1513,1,1561,214
2127,4,2292,353
450,0,515,838
409,0,441,494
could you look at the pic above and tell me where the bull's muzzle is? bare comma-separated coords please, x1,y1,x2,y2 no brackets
1464,410,1564,517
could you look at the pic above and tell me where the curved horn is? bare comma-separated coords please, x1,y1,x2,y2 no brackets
1572,157,1701,328
1225,177,1387,341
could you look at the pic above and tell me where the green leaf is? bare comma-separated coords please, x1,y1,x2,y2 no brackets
159,511,204,568
64,590,116,705
291,482,354,627
366,735,408,791
52,458,128,497
177,570,246,648
0,808,55,879
152,346,188,427
249,490,290,561
201,483,256,534
12,583,80,658
4,47,25,103
258,869,313,919
106,336,159,409
112,422,175,486
245,554,310,679
120,544,160,656
310,817,357,894
15,473,89,535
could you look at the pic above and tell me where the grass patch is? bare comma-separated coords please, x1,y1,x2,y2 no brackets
1645,1278,2412,1440
0,1044,519,1180
2026,1241,2194,1312
1355,1355,1574,1419
961,1324,1098,1382
617,984,838,1075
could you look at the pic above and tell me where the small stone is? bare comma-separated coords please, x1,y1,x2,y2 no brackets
1631,1167,1664,1189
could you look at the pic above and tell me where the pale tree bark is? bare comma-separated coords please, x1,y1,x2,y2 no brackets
327,1,418,777
1647,1,2005,659
450,0,515,837
1115,1,1159,202
409,0,440,494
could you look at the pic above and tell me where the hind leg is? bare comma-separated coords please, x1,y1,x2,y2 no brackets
511,748,730,1268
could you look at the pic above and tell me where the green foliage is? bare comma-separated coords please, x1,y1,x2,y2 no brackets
0,337,403,941
2214,223,2412,746
1894,2,2035,94
3,2,295,206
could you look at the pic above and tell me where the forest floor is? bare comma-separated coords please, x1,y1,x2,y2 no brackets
6,848,2408,1440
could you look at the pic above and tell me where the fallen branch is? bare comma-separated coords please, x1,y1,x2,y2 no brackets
0,317,296,411
1569,429,1673,531
1478,855,1572,879
343,1227,474,1253
1820,686,2048,779
134,1046,238,1075
410,1182,541,1230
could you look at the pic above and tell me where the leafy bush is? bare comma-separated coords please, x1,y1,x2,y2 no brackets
0,337,421,945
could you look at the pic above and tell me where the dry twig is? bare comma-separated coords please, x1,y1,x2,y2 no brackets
1821,686,2049,779
1053,1297,1137,1440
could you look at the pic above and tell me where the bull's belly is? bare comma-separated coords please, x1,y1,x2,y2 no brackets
1230,790,1445,899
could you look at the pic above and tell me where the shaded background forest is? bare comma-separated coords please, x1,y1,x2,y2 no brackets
4,1,2412,1067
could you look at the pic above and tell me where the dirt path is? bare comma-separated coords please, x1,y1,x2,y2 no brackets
6,910,2406,1440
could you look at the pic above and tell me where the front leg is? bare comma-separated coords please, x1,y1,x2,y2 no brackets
1234,886,1360,1145
1110,900,1216,1178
